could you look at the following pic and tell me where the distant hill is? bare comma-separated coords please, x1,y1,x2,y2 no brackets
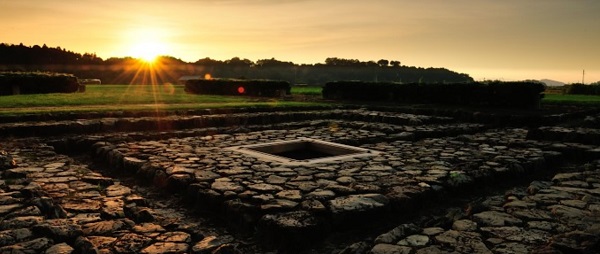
540,79,565,87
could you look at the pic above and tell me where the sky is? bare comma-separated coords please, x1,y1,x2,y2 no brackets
1,0,599,83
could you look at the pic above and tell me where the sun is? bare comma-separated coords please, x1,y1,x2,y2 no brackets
123,26,171,63
130,41,166,63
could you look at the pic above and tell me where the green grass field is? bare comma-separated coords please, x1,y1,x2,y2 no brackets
290,85,322,95
542,94,600,105
0,84,327,116
1,85,598,116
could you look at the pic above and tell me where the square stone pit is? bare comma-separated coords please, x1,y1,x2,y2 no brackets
226,138,381,165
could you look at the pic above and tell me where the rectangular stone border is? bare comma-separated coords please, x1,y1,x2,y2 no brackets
225,138,381,165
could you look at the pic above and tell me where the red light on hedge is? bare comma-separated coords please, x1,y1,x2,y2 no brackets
237,86,245,94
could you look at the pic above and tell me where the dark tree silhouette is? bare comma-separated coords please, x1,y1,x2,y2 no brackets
377,59,389,67
0,43,473,85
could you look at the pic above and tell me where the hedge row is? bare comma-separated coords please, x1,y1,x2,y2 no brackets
565,84,600,95
323,81,545,108
0,72,81,95
185,79,290,97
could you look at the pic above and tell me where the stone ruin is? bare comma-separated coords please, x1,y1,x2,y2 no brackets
1,107,599,253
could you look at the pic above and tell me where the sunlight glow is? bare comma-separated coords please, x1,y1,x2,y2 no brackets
130,41,166,63
124,26,171,63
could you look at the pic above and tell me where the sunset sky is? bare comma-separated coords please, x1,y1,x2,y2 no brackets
1,0,598,83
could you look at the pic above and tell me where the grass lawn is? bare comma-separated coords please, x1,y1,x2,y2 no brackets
290,85,322,95
542,94,600,105
0,84,329,116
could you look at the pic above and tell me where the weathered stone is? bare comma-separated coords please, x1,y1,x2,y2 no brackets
286,181,319,192
81,176,114,187
548,205,588,218
0,228,33,246
156,231,192,243
370,243,412,254
45,242,74,254
503,200,536,209
44,162,65,169
0,216,44,230
559,199,588,209
336,176,356,185
166,165,195,175
251,194,274,203
0,203,23,216
123,157,146,172
329,194,389,214
326,184,356,194
511,208,553,221
261,199,299,211
415,246,450,254
33,219,83,243
266,175,288,185
104,184,131,197
257,211,323,249
211,181,244,192
0,151,17,170
101,198,125,219
492,242,531,254
306,189,336,200
397,234,429,247
552,172,583,182
195,170,220,181
248,183,284,192
62,200,102,213
473,211,522,226
551,231,600,253
70,213,102,224
452,219,478,231
275,190,302,200
421,227,445,236
192,235,234,254
300,200,327,213
87,236,116,250
141,242,189,253
435,230,492,254
133,223,165,234
374,224,420,244
112,233,152,253
81,219,131,236
0,237,53,253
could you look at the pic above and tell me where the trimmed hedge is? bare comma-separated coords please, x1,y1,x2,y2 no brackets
185,79,291,97
323,81,545,108
0,72,81,95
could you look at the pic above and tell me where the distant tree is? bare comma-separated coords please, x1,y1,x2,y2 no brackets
194,57,223,66
377,59,389,67
156,55,186,64
365,61,378,67
324,57,361,66
0,43,474,85
256,58,294,67
225,57,253,67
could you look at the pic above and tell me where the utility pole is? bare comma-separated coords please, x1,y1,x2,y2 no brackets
582,69,585,84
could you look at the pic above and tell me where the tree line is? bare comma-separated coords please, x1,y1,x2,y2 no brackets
0,43,474,85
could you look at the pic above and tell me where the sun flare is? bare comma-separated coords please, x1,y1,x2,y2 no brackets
124,26,171,63
130,41,166,63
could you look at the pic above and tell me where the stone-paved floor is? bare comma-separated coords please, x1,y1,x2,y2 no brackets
1,109,600,253
0,139,260,253
344,162,600,254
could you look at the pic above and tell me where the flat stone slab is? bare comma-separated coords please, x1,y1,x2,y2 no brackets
329,194,389,214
